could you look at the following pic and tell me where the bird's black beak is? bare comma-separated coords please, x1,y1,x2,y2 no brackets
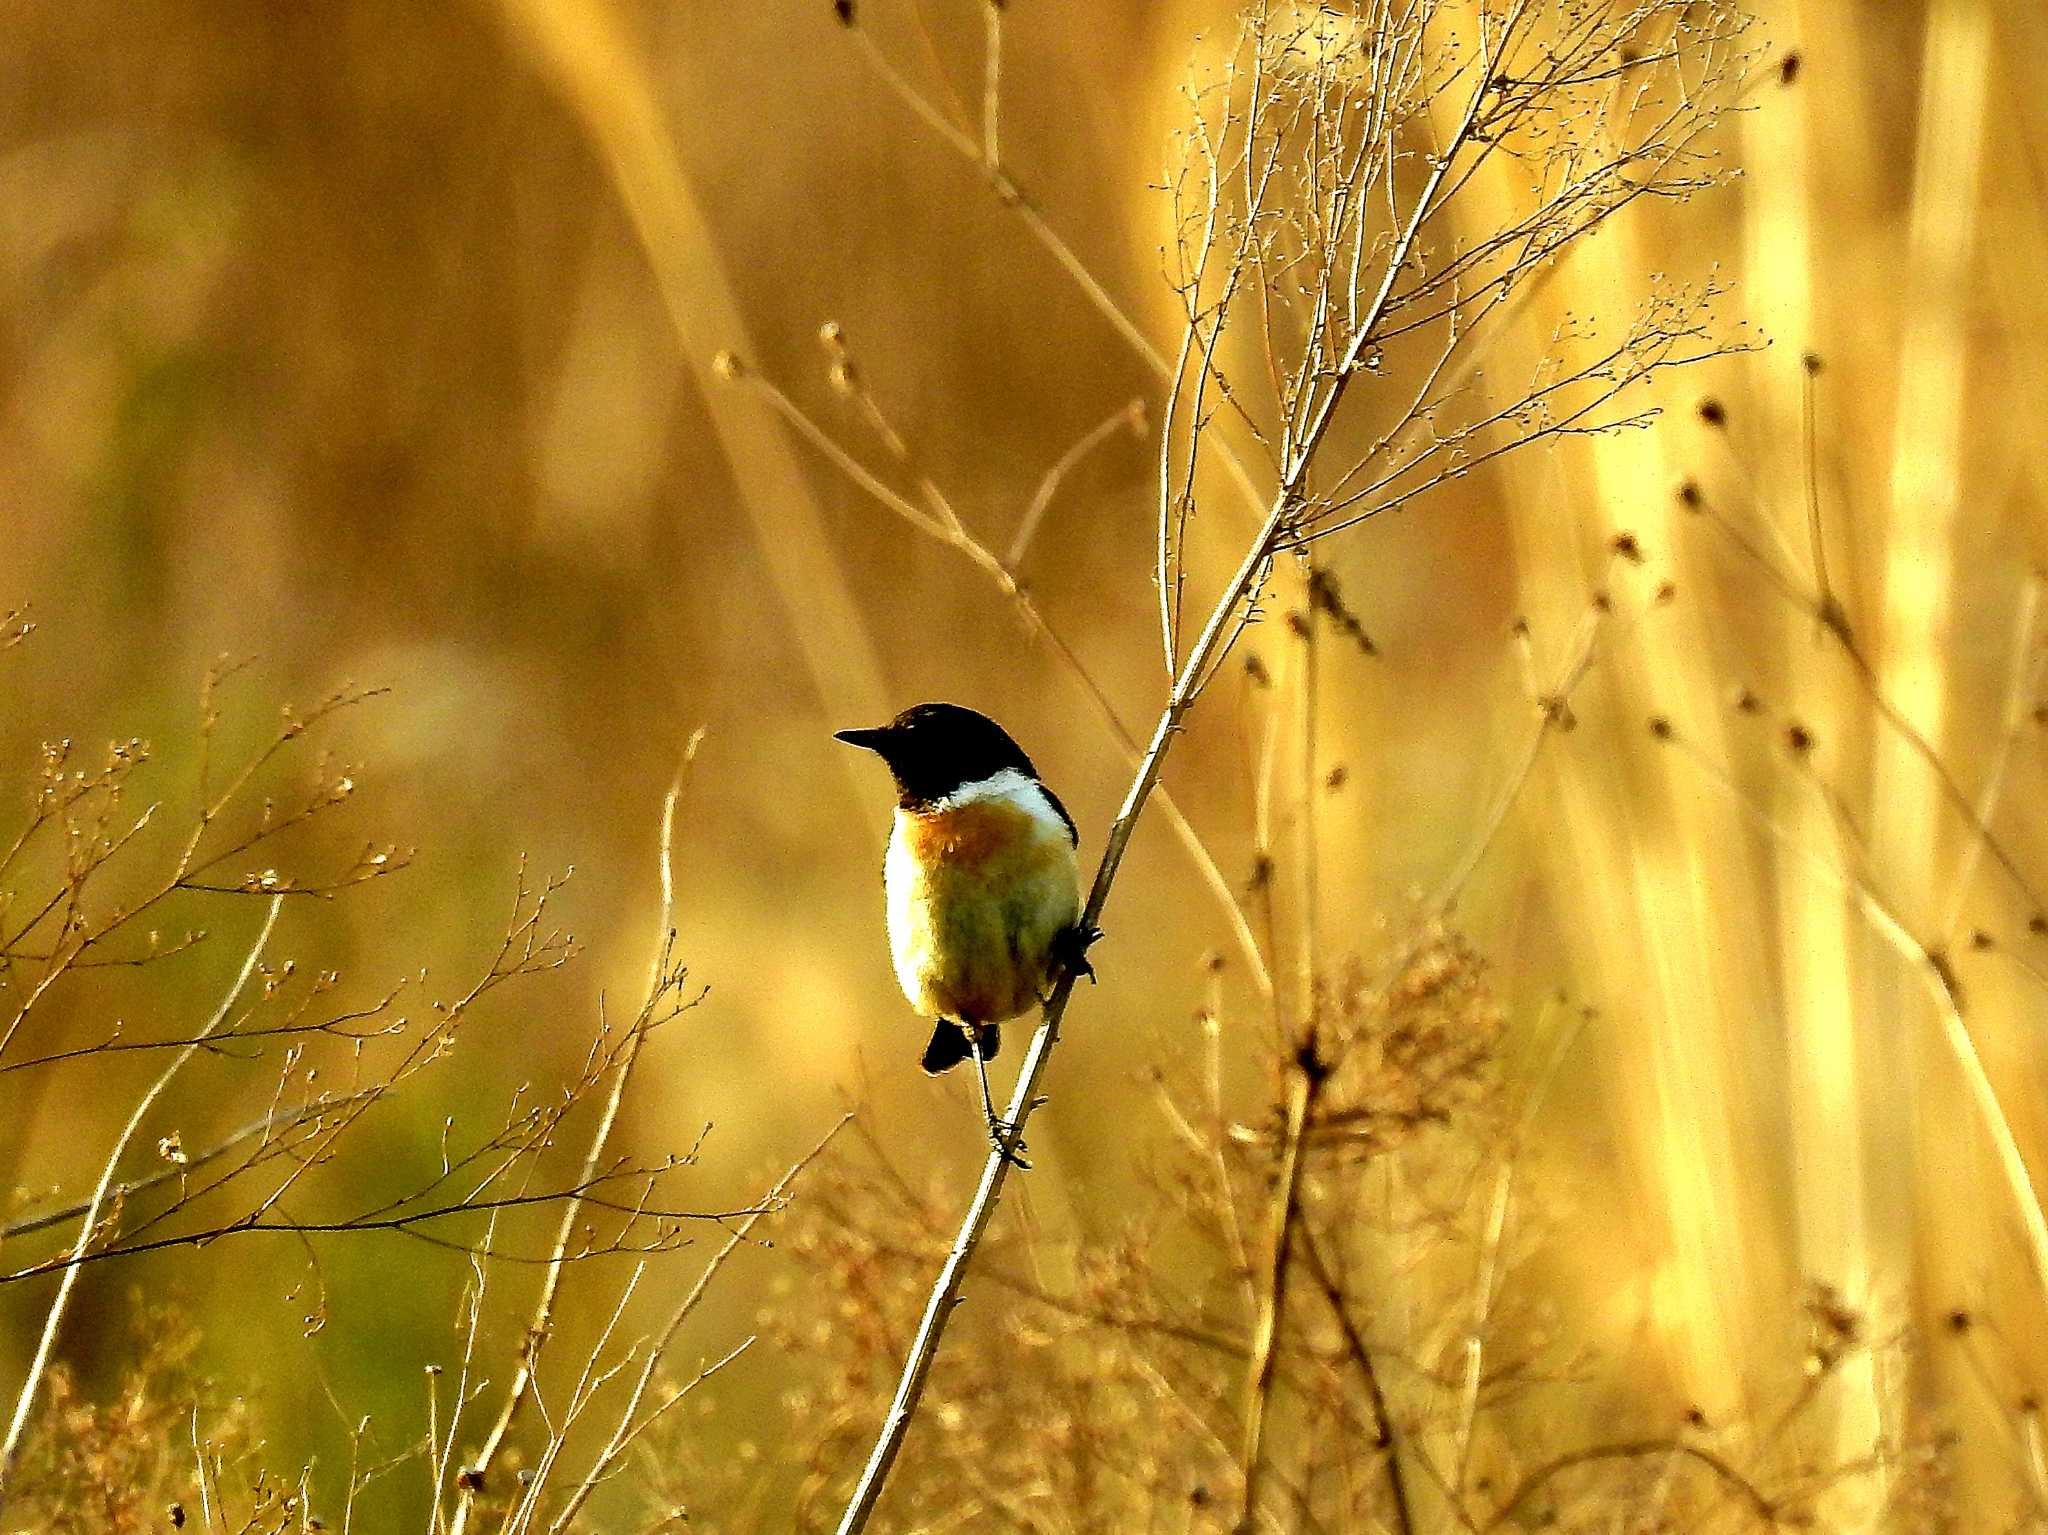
833,726,893,754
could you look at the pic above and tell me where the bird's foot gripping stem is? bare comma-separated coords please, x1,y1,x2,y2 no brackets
970,1043,1032,1170
983,1113,1032,1170
1052,922,1104,986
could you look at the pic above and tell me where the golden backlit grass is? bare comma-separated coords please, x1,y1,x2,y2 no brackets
2,0,2046,1529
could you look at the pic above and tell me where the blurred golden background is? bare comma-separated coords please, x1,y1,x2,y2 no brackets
3,0,2046,1528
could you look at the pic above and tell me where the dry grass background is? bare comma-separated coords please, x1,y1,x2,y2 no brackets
2,0,2047,1529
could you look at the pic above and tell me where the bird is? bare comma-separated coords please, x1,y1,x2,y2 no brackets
835,703,1097,1162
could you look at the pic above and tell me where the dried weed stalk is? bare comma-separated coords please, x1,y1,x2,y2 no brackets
736,935,1911,1534
808,3,1759,1525
0,660,811,1528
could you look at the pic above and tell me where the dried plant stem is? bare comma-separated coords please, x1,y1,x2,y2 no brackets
0,893,283,1514
0,1086,383,1243
1237,1052,1324,1532
844,9,1272,531
834,472,1302,1531
446,766,692,1535
834,34,1525,1520
500,0,893,800
736,369,1273,999
1299,1229,1418,1535
541,1115,849,1534
1480,1439,1777,1530
1938,574,2043,946
1666,731,2048,1297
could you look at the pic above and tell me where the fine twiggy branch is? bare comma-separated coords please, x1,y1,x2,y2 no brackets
0,893,283,1515
1300,1228,1419,1535
830,4,1746,1525
446,754,697,1534
1237,1043,1326,1531
725,350,1274,999
539,1114,851,1534
1479,1438,1779,1530
837,58,1500,1516
1661,722,2048,1298
834,445,1312,1531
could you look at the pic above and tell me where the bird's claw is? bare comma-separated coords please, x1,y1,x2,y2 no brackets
1054,922,1104,985
985,1116,1032,1170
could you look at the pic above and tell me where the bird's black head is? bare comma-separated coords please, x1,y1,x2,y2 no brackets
833,702,1038,807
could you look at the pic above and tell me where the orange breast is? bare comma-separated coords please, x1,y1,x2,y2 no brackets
885,795,1080,1025
904,800,1030,869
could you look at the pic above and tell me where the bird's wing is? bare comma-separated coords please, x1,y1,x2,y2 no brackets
1040,782,1079,847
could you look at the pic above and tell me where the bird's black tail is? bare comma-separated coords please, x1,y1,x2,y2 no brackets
921,1019,1000,1075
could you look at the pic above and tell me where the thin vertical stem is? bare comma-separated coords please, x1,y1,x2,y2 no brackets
0,895,283,1514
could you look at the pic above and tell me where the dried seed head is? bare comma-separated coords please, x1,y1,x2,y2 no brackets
1698,397,1727,427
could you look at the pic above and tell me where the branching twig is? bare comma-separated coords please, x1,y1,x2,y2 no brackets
0,894,283,1515
827,6,1748,1527
1237,1043,1327,1531
445,754,698,1534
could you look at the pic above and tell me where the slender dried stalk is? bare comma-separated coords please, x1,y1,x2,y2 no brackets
840,58,1537,1519
831,491,1299,1532
1662,726,2048,1296
830,5,1750,1526
728,354,1274,998
446,759,695,1535
539,1116,850,1534
0,893,283,1514
498,0,894,801
1237,1048,1325,1531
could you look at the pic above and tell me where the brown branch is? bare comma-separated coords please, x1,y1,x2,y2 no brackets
1299,1229,1418,1535
1236,1046,1326,1532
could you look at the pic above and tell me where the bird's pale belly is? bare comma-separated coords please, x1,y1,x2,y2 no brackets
884,801,1080,1025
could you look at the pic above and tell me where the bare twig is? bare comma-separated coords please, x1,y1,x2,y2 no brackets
828,6,1747,1527
540,1115,851,1534
447,753,698,1533
0,894,283,1514
1480,1438,1779,1530
1237,1045,1326,1531
1300,1229,1419,1535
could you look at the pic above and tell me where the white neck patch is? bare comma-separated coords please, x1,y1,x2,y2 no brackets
936,767,1070,842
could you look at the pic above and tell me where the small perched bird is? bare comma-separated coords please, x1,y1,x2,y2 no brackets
835,703,1096,1159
